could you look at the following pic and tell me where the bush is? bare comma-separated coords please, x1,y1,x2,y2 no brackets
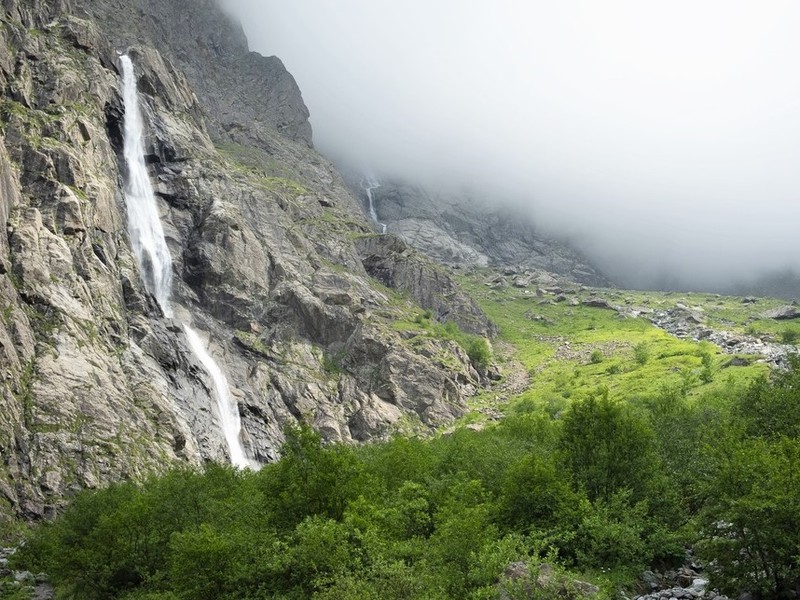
780,328,799,344
572,492,650,570
633,342,650,365
699,351,714,384
559,390,657,503
589,350,604,364
698,436,800,598
467,337,492,370
414,309,433,325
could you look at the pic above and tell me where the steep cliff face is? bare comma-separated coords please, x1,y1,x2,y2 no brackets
0,0,492,521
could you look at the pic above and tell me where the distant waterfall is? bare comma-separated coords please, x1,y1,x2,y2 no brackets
119,55,255,469
362,175,387,234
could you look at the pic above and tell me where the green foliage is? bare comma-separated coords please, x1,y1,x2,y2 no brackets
733,360,800,439
699,350,714,384
499,454,580,531
16,358,800,600
780,327,799,344
559,390,657,503
466,337,492,370
414,309,433,324
633,342,650,365
698,435,800,598
589,349,604,364
692,366,800,598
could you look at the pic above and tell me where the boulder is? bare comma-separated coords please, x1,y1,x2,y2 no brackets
761,305,800,320
583,297,617,310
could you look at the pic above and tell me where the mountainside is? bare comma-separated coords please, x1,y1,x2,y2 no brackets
0,0,495,521
351,178,610,286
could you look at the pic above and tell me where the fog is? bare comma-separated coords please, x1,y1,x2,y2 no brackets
221,0,800,291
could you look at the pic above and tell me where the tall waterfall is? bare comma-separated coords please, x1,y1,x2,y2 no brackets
362,175,387,234
120,55,174,316
119,55,255,469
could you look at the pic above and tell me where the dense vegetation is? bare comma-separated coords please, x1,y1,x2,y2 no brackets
5,280,799,599
10,361,800,599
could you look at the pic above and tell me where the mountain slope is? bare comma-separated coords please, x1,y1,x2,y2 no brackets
0,0,493,522
351,178,610,286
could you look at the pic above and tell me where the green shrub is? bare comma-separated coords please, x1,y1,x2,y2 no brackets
559,390,657,503
633,342,650,365
780,328,799,344
589,350,604,364
414,309,434,324
605,363,622,375
467,337,492,370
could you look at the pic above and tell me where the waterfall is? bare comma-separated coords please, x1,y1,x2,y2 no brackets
120,55,174,316
182,326,253,468
362,175,387,234
119,55,255,469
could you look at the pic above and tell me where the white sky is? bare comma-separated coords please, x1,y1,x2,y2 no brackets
221,0,800,288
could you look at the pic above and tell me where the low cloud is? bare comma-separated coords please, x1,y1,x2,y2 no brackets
221,0,800,291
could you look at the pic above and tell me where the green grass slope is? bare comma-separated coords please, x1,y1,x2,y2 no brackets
457,272,789,424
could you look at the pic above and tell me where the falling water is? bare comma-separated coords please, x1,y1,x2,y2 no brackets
120,54,174,316
183,326,253,468
119,55,254,469
363,175,387,234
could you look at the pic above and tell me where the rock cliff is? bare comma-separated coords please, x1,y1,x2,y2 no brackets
0,0,491,522
356,179,609,286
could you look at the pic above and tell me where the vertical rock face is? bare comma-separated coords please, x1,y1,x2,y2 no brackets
0,1,492,521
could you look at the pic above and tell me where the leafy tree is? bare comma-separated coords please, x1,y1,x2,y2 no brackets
559,390,657,503
733,360,800,439
698,435,800,598
499,454,580,532
261,425,370,531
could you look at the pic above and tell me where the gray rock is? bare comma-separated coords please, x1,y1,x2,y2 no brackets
583,297,617,310
761,305,800,320
353,180,610,286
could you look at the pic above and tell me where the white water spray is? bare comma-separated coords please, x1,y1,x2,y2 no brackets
120,55,174,316
362,175,387,234
120,55,254,469
183,326,253,468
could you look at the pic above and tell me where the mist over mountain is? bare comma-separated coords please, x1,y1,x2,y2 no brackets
221,0,800,293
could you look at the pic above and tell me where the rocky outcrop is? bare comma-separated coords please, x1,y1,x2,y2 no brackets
760,304,800,320
0,2,489,521
635,565,723,600
72,0,312,148
356,234,494,336
355,179,609,286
